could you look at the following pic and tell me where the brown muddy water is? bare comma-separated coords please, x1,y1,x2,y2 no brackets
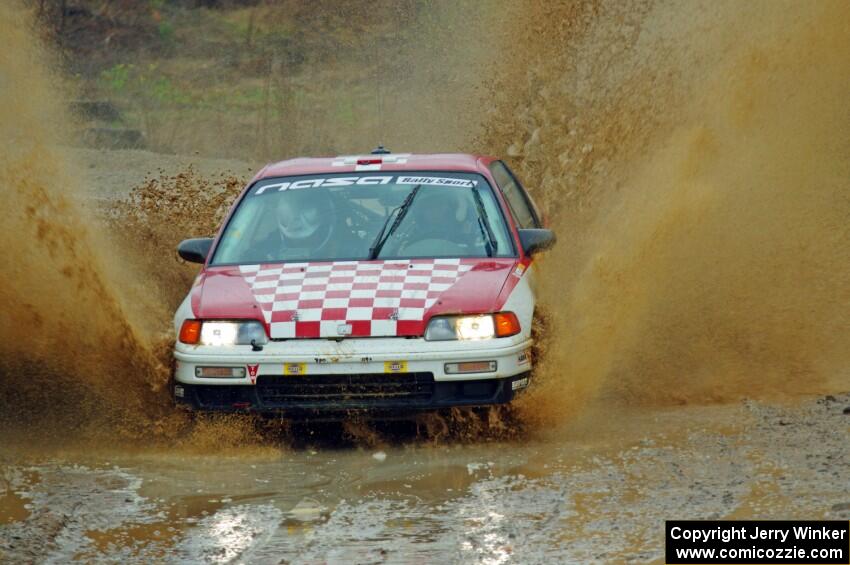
2,0,850,562
2,396,849,563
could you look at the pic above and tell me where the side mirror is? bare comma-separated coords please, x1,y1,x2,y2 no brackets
518,228,556,256
177,238,214,264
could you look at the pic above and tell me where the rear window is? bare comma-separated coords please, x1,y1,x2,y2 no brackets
212,172,516,265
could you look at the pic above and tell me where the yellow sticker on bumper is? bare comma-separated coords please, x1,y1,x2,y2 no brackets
384,360,408,374
283,363,307,376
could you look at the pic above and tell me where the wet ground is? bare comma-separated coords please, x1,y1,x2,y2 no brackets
2,394,848,564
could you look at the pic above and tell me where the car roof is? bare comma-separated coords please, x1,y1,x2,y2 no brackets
255,153,497,180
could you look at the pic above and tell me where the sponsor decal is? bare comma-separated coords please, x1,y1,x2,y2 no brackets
517,349,532,365
512,377,529,391
252,175,475,196
360,356,373,364
396,176,476,188
337,323,353,336
284,362,307,376
313,357,340,364
356,165,381,172
512,263,526,278
246,363,260,384
384,360,408,374
254,176,393,195
331,154,411,168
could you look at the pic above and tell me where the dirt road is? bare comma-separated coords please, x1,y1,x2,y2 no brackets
2,394,848,563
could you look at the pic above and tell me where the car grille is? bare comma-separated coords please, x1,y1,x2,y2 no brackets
255,373,435,403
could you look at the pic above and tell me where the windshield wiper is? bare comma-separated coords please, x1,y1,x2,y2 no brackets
368,185,421,260
471,185,498,257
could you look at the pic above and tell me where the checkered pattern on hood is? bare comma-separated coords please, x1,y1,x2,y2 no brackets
238,259,477,338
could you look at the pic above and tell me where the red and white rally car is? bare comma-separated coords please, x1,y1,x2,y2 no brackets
172,149,554,415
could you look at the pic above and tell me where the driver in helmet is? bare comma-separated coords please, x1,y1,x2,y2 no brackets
254,187,356,261
277,189,329,249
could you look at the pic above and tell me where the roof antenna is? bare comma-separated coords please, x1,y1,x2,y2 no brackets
375,53,388,156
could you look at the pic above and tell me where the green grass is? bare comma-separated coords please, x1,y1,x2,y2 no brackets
79,1,418,159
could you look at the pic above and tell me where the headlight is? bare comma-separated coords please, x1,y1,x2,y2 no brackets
179,320,268,346
424,313,520,341
454,316,495,340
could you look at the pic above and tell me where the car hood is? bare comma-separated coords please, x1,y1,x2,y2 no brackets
192,258,518,339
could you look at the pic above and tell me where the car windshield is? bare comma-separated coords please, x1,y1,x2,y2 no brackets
211,172,515,265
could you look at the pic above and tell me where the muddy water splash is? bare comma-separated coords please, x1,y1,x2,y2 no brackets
109,168,244,310
0,4,181,442
494,1,850,426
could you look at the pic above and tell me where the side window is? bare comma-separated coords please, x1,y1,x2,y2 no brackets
489,161,540,229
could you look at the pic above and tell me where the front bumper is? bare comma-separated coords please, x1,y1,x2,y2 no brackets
173,335,533,414
174,372,531,416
